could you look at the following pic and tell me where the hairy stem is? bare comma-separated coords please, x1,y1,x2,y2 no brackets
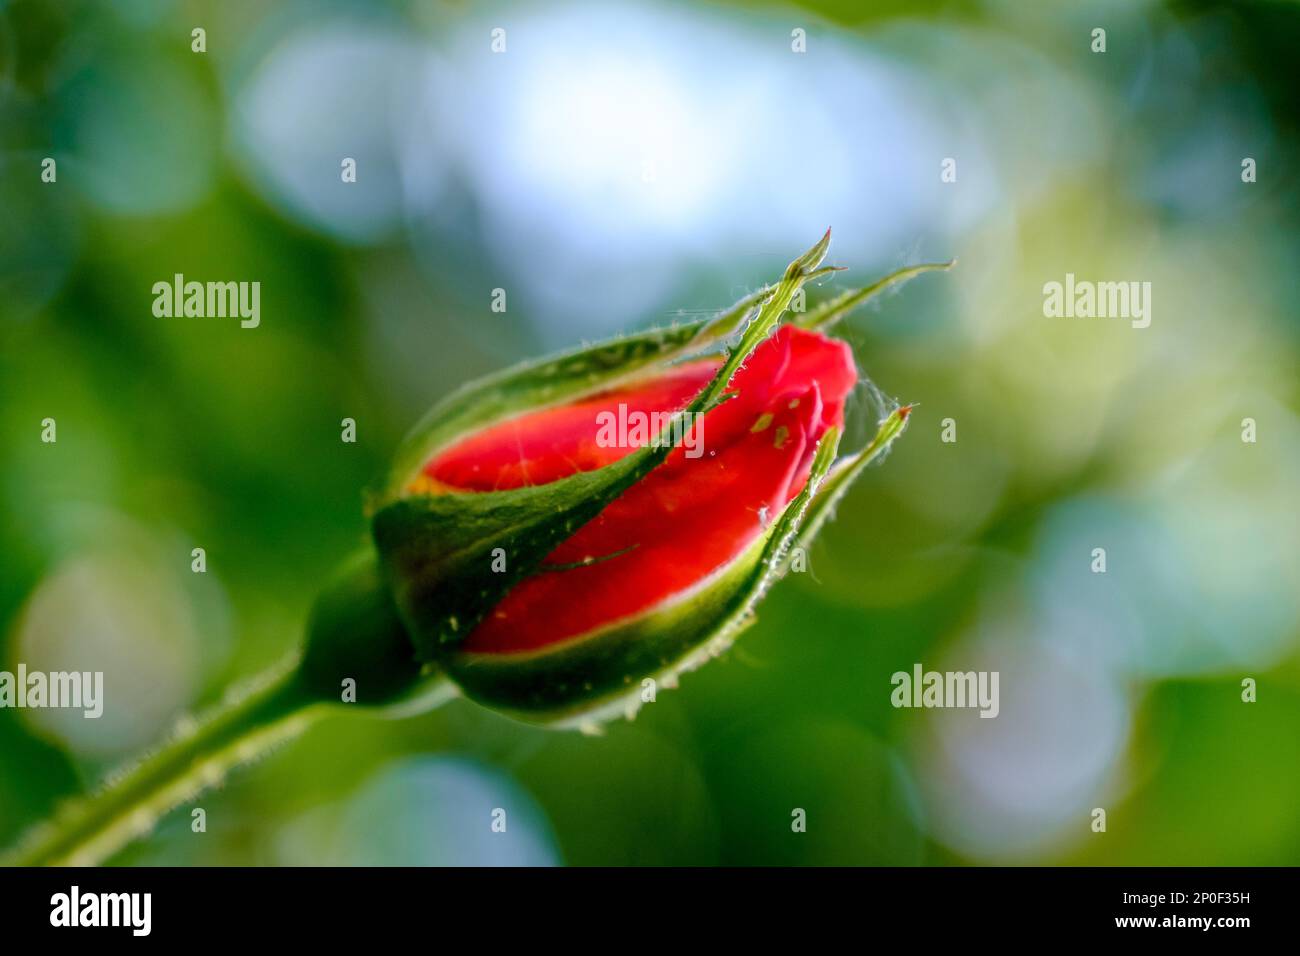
5,667,322,867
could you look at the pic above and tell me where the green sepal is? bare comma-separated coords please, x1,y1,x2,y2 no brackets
373,231,835,663
446,426,846,727
793,259,954,333
790,403,913,559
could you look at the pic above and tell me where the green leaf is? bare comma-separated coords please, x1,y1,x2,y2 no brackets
373,231,836,662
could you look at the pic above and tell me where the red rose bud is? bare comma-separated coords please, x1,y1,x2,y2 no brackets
300,235,942,725
409,326,852,719
434,325,855,654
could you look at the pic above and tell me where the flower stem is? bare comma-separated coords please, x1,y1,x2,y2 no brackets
4,550,451,867
4,665,323,867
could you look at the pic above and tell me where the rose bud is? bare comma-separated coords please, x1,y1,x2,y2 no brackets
318,233,946,728
407,322,854,725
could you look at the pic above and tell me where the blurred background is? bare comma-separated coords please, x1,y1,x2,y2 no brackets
2,0,1298,865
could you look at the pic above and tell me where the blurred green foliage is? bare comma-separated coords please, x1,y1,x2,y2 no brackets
2,0,1297,865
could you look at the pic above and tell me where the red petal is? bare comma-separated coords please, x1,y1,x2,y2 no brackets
426,361,718,491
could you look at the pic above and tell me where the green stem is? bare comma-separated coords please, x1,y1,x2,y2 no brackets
4,551,452,867
4,666,324,867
